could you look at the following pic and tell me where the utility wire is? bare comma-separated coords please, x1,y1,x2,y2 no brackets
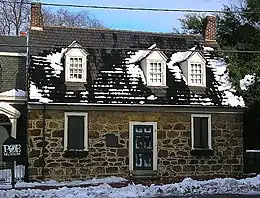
0,44,259,54
0,0,260,14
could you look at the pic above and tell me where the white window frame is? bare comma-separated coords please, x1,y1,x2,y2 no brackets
146,59,166,86
65,55,87,83
191,114,212,150
129,122,157,171
188,62,206,87
64,112,88,151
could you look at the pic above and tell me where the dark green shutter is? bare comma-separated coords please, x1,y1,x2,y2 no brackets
193,117,209,149
194,117,201,148
67,116,84,150
200,117,209,149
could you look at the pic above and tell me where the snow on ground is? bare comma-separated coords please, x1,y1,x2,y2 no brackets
2,176,260,197
0,176,127,189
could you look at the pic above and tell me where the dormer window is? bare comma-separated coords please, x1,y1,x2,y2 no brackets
149,61,164,85
190,63,203,85
188,62,206,86
179,52,206,87
140,50,167,87
64,41,88,83
69,57,83,80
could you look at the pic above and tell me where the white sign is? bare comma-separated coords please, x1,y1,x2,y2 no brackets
3,144,21,156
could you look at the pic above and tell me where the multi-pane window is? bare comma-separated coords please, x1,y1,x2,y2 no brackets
69,57,83,80
190,63,202,85
64,112,88,151
149,62,163,85
191,114,211,150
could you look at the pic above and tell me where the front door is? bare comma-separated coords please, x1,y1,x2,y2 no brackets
133,125,153,170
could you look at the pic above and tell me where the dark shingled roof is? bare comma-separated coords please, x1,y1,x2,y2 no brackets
28,26,242,106
0,35,26,53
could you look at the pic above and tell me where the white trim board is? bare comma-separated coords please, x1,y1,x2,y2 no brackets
0,52,26,57
191,114,212,150
129,121,157,171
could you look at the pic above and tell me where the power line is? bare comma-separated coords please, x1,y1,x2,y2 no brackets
0,44,259,54
0,0,260,14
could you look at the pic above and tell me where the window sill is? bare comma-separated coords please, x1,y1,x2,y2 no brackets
65,82,87,91
191,149,213,156
63,150,88,157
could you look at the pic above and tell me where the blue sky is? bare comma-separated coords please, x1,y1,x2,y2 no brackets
43,0,231,32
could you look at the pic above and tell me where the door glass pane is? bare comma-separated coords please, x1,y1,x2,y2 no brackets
143,153,152,167
135,153,143,167
133,125,153,170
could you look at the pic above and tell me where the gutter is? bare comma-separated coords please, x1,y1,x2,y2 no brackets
41,104,46,181
28,102,245,114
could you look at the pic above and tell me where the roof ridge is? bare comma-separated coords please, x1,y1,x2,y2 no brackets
43,26,203,38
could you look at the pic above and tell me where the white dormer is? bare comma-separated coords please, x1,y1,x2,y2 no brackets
64,42,88,83
140,50,167,87
180,52,207,87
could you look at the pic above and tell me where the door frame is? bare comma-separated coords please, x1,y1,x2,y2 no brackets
129,122,157,171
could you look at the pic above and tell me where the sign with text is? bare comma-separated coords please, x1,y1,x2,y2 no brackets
2,137,21,161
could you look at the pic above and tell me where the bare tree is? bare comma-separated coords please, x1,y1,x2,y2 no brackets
0,0,30,35
0,1,104,36
43,8,104,28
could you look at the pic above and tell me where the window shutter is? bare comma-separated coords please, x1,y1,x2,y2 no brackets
200,117,209,149
194,117,201,148
67,116,84,150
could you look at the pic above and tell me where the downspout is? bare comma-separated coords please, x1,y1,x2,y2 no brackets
41,104,46,180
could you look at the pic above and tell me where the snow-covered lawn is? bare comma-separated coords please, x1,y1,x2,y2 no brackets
1,176,260,197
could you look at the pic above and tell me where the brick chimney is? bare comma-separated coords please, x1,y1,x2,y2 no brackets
20,31,27,37
204,16,217,42
30,2,43,30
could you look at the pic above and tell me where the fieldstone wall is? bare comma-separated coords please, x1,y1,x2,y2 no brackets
28,110,243,181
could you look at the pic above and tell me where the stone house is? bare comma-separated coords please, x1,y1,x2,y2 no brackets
27,3,244,181
0,35,27,180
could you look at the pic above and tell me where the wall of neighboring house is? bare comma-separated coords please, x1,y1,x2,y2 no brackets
27,108,243,181
0,52,27,181
0,55,26,92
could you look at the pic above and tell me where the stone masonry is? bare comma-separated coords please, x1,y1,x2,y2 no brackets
28,109,243,181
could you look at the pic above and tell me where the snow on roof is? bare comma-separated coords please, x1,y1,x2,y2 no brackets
0,89,25,97
30,83,52,103
208,58,245,107
125,47,153,84
240,74,255,91
127,44,157,64
46,49,67,77
147,95,157,100
167,57,187,83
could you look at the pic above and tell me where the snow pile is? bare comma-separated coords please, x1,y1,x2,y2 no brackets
240,74,255,90
2,176,260,197
0,89,25,97
209,58,245,107
5,176,127,189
